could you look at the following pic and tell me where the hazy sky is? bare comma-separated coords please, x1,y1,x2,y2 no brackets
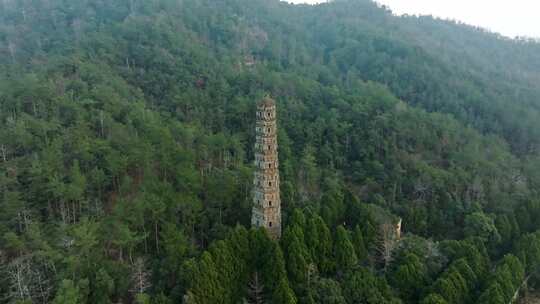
285,0,540,38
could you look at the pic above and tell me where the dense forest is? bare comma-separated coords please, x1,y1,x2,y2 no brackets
2,0,540,303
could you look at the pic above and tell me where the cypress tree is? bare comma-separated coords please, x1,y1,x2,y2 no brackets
477,283,506,304
227,225,251,295
273,278,297,304
352,225,367,262
53,280,84,304
189,252,224,304
209,240,236,303
285,234,309,297
421,294,449,304
391,253,428,301
305,218,320,264
313,216,334,274
250,228,296,302
334,226,357,274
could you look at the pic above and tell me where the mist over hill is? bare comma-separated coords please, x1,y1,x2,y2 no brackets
1,0,540,303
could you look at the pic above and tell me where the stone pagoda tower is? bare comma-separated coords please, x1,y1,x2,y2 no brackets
251,96,281,238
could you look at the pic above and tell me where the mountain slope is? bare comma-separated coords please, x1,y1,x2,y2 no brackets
1,0,540,303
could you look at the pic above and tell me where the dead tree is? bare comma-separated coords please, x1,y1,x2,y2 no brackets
246,272,265,304
377,222,400,270
8,40,16,63
130,257,151,296
1,144,6,162
4,255,53,304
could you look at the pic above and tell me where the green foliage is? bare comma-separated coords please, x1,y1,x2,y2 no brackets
513,231,540,273
189,252,225,303
422,251,483,304
352,225,368,262
463,212,500,243
273,278,298,304
284,232,309,295
390,253,429,301
420,294,448,304
334,226,358,274
310,278,346,304
52,280,84,304
476,254,524,304
1,0,540,303
135,294,151,304
477,284,505,304
342,267,401,304
309,216,334,274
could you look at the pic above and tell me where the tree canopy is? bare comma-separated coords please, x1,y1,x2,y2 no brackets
1,0,540,303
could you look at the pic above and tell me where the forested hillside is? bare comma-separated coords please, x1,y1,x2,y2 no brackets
2,0,540,303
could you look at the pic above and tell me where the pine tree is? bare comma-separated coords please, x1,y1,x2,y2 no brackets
227,225,251,297
314,216,334,274
249,228,294,301
391,253,428,301
334,226,357,274
289,209,307,229
284,234,309,297
272,278,297,304
421,294,449,304
52,280,84,304
189,252,224,304
209,240,236,302
305,218,320,264
477,283,505,304
342,267,399,304
92,269,115,304
352,225,367,262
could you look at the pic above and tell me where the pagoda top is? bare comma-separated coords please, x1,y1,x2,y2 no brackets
258,96,276,107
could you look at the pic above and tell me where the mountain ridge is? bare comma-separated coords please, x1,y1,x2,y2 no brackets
2,0,540,303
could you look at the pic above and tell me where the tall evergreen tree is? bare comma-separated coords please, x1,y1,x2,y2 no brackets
334,226,358,274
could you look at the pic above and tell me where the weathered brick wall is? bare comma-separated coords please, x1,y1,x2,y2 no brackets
251,97,281,238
